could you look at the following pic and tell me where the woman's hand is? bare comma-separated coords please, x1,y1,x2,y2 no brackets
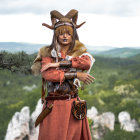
41,62,60,73
77,72,95,85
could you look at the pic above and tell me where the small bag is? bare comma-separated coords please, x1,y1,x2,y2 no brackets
71,98,87,120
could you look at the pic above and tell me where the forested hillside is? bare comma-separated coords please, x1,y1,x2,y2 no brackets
0,51,140,140
93,48,140,58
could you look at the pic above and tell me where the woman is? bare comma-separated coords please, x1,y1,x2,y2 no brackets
31,9,95,140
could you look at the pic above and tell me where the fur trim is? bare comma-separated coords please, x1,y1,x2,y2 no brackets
39,46,52,57
68,40,87,57
37,40,87,58
31,40,88,76
31,62,41,76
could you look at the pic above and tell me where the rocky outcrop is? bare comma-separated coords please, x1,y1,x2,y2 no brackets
5,99,43,140
29,99,43,139
118,111,140,132
87,107,115,139
5,101,140,140
87,107,140,139
5,107,30,140
87,106,98,119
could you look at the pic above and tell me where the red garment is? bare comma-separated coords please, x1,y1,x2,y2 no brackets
38,99,92,140
60,51,66,59
71,55,91,70
38,54,92,140
41,57,65,85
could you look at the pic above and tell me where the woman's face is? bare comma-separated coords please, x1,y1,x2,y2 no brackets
58,33,72,46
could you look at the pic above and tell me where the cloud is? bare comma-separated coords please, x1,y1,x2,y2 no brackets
0,0,140,16
1,14,140,47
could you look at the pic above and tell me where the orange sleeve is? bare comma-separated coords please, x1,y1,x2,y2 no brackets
41,57,65,85
71,55,91,70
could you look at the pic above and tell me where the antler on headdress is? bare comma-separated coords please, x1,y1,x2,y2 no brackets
42,10,64,30
42,9,85,30
65,9,85,28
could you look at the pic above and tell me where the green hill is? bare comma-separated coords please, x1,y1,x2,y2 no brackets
93,48,140,58
128,53,140,62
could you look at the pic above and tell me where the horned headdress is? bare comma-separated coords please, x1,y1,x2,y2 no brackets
42,9,85,55
42,9,85,30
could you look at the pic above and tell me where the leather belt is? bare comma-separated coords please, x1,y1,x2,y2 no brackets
45,94,77,101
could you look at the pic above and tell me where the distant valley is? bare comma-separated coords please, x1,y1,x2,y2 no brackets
0,42,140,58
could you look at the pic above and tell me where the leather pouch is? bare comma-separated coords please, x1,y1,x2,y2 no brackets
71,99,87,120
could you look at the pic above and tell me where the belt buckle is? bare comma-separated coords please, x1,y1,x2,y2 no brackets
66,94,71,100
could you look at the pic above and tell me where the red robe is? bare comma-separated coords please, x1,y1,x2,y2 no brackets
38,53,92,140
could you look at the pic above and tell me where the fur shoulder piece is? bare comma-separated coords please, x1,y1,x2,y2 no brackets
68,40,87,57
39,45,52,57
34,40,87,62
33,45,52,63
31,45,51,76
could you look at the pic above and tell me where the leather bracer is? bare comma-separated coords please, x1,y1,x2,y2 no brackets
59,60,72,67
64,72,77,79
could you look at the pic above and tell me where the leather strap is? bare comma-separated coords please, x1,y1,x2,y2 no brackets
45,94,77,101
64,72,77,79
59,60,72,67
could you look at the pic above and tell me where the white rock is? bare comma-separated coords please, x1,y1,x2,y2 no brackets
5,106,30,140
101,112,115,131
31,99,43,123
87,106,98,120
5,99,43,140
93,112,115,131
20,107,30,123
118,111,131,123
91,112,115,139
118,111,140,132
30,99,43,139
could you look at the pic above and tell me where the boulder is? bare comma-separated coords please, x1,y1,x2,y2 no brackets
5,107,30,140
87,106,98,120
87,106,115,139
118,111,140,132
30,99,43,139
5,99,43,140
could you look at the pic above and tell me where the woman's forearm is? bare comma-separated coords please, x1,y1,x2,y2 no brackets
59,55,91,70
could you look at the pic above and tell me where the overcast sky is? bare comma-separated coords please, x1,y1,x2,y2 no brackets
0,0,140,47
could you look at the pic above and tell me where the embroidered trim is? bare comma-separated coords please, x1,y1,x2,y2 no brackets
55,22,73,29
